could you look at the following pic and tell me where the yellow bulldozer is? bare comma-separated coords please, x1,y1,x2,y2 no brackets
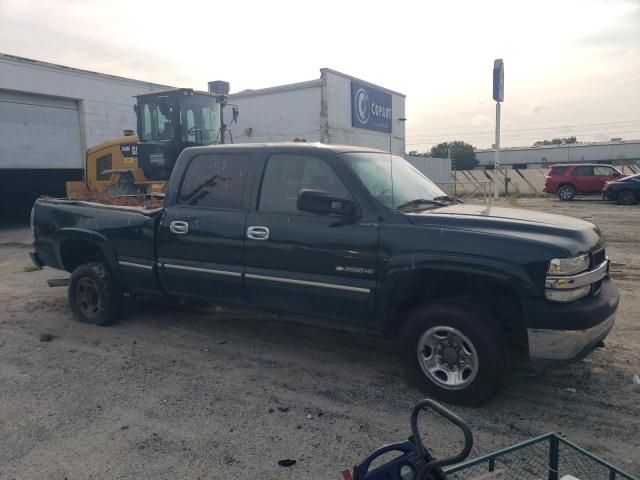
66,87,237,197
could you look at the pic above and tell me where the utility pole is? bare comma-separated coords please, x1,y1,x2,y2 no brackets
493,59,504,200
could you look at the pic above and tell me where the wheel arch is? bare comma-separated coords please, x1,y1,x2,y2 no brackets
54,229,123,284
378,255,532,342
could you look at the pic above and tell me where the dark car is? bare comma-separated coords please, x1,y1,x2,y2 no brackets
544,164,623,200
30,143,619,405
602,173,640,205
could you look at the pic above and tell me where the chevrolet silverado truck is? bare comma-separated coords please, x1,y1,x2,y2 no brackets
30,143,619,405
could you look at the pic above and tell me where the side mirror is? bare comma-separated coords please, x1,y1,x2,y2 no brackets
133,104,139,114
297,189,358,217
232,106,239,124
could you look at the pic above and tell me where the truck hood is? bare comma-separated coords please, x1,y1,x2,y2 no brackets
406,204,602,255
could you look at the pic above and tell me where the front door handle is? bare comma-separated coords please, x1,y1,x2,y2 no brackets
170,221,189,235
247,226,269,240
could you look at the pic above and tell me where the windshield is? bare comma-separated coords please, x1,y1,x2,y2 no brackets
138,95,221,145
180,95,222,145
341,152,448,210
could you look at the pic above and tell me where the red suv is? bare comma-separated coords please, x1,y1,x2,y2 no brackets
544,164,623,200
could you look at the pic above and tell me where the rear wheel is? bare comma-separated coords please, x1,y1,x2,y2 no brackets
399,300,506,405
558,185,576,201
68,262,122,326
618,189,638,205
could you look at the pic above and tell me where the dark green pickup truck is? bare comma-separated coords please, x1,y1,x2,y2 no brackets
31,143,619,404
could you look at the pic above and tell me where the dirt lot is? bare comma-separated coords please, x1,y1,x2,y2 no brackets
1,197,639,479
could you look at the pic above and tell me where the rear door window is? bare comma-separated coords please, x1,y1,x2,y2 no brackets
177,154,250,209
573,166,594,176
551,166,568,175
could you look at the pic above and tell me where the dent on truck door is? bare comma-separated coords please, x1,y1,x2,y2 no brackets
244,153,378,323
157,153,250,302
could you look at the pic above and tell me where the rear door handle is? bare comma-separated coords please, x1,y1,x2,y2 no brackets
247,226,269,240
170,221,189,235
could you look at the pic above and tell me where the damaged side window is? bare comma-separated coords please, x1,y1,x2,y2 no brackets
177,154,250,209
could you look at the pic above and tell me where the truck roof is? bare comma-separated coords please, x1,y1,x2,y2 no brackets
186,142,390,154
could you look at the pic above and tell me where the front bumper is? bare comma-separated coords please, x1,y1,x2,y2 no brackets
528,313,614,366
524,277,619,366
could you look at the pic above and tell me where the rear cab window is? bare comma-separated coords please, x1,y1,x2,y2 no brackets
177,154,250,209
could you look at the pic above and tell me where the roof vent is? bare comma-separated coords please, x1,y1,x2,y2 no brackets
208,80,230,95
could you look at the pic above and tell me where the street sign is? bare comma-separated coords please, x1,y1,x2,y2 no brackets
493,59,504,102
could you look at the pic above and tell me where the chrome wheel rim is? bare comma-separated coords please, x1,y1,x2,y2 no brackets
417,326,479,390
559,187,573,200
76,277,100,318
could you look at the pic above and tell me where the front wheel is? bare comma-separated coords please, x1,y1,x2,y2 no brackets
557,185,576,201
399,301,506,405
68,262,122,326
618,189,638,205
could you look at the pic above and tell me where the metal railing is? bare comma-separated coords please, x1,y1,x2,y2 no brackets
444,432,638,480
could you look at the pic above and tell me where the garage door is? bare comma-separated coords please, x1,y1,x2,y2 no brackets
0,90,83,169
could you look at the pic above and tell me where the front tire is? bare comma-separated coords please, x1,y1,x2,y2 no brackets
68,262,122,326
618,189,638,205
557,185,576,201
399,301,506,406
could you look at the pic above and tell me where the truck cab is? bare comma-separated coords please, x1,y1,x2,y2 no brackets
134,88,227,181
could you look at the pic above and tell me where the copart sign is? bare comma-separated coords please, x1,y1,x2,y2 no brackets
351,81,392,133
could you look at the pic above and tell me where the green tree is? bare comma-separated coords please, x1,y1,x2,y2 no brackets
430,141,478,170
535,136,577,146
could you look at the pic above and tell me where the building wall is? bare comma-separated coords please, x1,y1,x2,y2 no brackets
227,81,322,144
322,69,405,155
0,53,167,169
228,69,406,155
405,155,452,186
476,141,640,168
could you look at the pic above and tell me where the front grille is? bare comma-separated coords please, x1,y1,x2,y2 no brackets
591,248,606,268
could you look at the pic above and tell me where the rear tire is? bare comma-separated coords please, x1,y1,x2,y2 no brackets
557,185,576,201
618,189,637,205
68,262,122,326
399,300,506,406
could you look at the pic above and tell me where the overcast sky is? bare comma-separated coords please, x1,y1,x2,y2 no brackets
1,0,639,150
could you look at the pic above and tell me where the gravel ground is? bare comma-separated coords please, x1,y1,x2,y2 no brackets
0,197,638,479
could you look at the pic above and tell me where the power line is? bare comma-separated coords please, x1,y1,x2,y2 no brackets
406,119,640,140
405,113,640,135
406,129,640,148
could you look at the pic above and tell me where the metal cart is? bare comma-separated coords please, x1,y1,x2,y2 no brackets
347,400,638,480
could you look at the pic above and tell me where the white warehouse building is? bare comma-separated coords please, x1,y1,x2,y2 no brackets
0,53,167,219
0,56,406,220
476,140,640,169
227,68,406,155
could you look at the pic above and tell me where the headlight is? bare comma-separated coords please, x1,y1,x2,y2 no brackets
545,285,591,303
547,254,589,276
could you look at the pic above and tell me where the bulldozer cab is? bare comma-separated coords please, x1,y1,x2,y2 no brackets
135,88,224,181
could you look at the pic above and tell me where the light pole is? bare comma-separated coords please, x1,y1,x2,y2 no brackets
493,59,504,199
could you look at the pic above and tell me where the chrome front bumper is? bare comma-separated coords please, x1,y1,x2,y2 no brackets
528,313,615,364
